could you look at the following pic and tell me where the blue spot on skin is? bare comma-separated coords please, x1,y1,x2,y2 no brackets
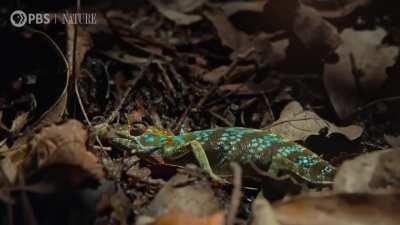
321,166,334,175
278,145,304,157
144,134,155,143
159,136,167,144
174,136,185,144
296,156,319,168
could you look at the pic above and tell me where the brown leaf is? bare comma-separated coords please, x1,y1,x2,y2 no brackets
66,25,92,79
204,9,279,66
384,135,400,148
28,120,104,187
100,49,165,65
324,28,399,120
264,0,341,55
153,210,225,225
149,0,204,25
273,192,400,225
1,137,30,184
216,1,267,17
268,101,363,141
204,9,252,55
0,144,19,184
26,28,70,129
251,198,280,225
303,0,371,18
145,173,222,217
202,65,255,84
293,5,341,53
218,78,280,95
333,149,400,193
151,0,207,13
10,111,29,133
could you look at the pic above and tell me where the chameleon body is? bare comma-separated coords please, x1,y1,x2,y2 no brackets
112,127,336,184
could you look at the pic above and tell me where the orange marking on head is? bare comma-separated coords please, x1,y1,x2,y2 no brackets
146,127,174,137
165,139,174,145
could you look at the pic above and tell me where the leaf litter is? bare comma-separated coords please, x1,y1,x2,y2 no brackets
1,0,400,225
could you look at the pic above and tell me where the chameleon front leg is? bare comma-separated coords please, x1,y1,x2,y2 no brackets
188,141,222,181
170,140,225,182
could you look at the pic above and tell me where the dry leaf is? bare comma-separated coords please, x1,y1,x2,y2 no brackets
10,111,29,133
204,9,252,55
216,1,266,17
66,25,92,79
149,0,204,25
27,28,70,129
324,28,399,120
268,101,363,141
334,149,400,193
303,0,371,18
28,120,104,186
145,173,222,217
251,198,280,225
153,210,224,225
202,65,255,84
273,192,400,225
0,144,19,184
217,78,280,95
293,5,341,52
0,137,30,184
100,49,165,65
204,9,279,66
151,0,207,13
264,0,341,55
110,186,131,225
384,135,400,148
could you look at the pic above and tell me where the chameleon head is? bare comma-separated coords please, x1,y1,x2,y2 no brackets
112,126,174,153
113,127,176,153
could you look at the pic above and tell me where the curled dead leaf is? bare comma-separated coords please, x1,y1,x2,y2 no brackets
324,28,399,120
303,0,371,18
204,9,280,66
251,198,280,225
273,192,400,225
216,1,267,17
385,135,400,148
29,28,69,129
152,210,225,225
334,149,400,193
264,0,341,55
145,173,222,217
267,101,363,141
28,120,104,186
149,0,205,25
217,78,280,95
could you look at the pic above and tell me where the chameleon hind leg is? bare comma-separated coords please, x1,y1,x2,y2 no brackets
257,154,303,186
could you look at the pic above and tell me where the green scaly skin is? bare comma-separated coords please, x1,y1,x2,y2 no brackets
112,127,336,185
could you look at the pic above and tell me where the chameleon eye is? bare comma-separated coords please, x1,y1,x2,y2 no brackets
129,123,147,136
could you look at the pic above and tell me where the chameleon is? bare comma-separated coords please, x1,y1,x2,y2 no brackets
111,126,336,185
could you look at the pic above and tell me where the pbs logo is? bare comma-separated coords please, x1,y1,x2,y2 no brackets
10,10,51,27
10,10,27,27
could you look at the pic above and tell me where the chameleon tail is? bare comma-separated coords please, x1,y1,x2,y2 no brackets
268,144,337,184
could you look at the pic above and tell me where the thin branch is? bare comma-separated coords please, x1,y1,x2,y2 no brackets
226,162,242,225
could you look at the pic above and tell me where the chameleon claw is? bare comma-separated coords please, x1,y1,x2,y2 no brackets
208,172,229,185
